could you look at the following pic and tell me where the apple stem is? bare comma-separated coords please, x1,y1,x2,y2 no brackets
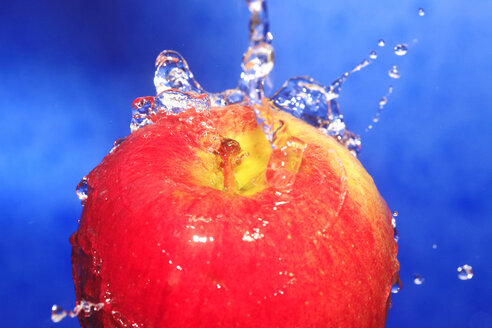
217,138,243,193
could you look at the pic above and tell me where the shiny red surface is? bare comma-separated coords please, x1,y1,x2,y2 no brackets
72,105,398,327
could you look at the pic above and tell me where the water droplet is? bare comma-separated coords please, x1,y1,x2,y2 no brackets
391,211,399,242
76,177,89,204
413,274,425,285
457,264,474,280
388,66,401,79
418,8,425,16
51,305,67,323
379,97,388,108
391,273,402,294
393,228,399,242
369,50,378,59
110,137,127,153
378,39,386,47
394,44,408,56
432,243,438,249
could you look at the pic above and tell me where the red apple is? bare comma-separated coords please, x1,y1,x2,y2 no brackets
71,103,399,327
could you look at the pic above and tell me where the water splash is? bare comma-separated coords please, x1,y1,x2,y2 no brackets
367,85,393,131
154,50,205,95
240,0,275,140
124,0,370,160
51,300,104,323
457,264,474,280
130,96,157,132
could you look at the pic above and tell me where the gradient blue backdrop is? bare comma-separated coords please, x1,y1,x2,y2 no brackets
1,0,491,327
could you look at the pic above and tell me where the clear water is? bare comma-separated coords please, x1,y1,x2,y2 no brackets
51,300,104,323
127,0,367,157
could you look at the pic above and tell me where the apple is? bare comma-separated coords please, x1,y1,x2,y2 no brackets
71,103,399,327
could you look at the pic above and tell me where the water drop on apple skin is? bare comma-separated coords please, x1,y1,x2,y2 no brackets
110,137,127,153
76,177,89,204
391,273,402,294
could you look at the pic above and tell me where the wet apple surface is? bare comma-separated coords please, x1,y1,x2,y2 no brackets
71,104,399,327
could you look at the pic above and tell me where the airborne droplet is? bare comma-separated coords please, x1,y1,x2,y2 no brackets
369,50,378,59
388,66,401,79
457,264,474,280
413,274,425,285
394,44,408,56
418,8,425,16
378,39,386,47
51,305,67,323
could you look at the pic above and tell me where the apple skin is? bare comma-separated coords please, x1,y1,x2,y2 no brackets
71,104,399,327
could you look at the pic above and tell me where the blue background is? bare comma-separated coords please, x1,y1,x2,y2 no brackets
1,0,491,327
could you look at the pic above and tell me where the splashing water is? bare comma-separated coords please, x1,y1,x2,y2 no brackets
125,0,368,158
367,85,394,131
51,300,104,323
